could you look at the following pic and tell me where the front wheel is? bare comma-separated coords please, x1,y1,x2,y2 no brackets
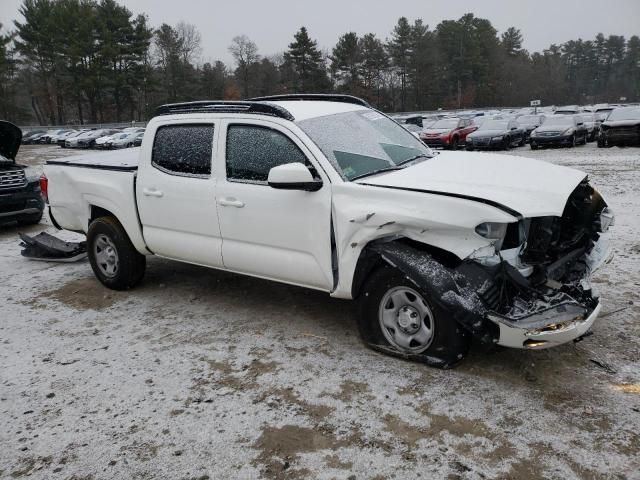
357,267,470,368
87,216,146,290
450,137,459,150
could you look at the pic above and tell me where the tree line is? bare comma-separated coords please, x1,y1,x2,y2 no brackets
1,0,639,125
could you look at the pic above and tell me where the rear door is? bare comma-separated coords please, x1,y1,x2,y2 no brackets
136,121,224,267
215,119,334,290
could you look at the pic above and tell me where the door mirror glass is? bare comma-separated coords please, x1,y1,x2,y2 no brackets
268,163,322,192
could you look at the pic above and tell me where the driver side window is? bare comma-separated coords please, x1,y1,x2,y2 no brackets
226,125,308,183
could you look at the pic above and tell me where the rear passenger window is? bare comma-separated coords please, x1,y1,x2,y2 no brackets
152,124,214,176
226,125,307,183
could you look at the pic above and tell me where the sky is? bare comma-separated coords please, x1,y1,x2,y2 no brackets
2,0,639,65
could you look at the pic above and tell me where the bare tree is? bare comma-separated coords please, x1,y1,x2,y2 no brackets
176,21,202,65
229,35,259,97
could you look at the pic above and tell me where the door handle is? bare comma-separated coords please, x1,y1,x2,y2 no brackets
217,197,245,208
142,188,164,198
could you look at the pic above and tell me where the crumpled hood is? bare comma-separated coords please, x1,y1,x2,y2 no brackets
0,121,22,160
356,151,587,218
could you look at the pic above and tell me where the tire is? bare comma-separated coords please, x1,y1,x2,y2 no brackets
569,135,576,148
17,211,43,225
450,136,459,150
87,216,146,290
502,137,510,150
357,266,471,368
530,143,538,150
518,136,526,147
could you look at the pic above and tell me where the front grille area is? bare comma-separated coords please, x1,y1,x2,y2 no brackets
0,169,27,190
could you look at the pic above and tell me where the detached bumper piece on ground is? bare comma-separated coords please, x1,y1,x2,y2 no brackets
19,232,87,262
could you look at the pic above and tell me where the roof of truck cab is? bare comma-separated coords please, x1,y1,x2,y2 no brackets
262,100,368,122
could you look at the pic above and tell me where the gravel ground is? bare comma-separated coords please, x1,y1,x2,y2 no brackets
1,144,639,480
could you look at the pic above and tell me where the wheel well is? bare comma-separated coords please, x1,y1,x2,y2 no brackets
351,237,461,299
90,205,115,224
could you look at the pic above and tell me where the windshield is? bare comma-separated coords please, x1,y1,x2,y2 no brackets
543,116,574,126
479,120,508,130
298,110,433,181
430,119,459,129
608,108,640,121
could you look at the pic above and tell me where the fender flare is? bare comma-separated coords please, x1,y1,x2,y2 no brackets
366,241,499,344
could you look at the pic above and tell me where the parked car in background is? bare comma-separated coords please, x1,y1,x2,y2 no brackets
466,119,525,150
0,121,45,225
49,130,77,144
530,115,588,149
555,105,581,115
65,130,97,148
39,129,71,144
594,104,614,122
580,113,599,141
107,130,145,149
59,130,88,147
516,114,546,142
598,107,640,148
22,130,47,144
420,117,477,149
74,129,120,148
95,132,121,149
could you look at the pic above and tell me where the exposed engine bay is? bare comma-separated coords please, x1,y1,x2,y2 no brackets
368,178,613,352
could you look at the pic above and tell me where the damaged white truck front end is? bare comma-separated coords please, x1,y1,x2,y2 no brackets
330,152,613,355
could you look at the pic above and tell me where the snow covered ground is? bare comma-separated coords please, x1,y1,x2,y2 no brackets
1,144,639,479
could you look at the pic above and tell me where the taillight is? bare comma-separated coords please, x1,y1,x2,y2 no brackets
39,174,49,203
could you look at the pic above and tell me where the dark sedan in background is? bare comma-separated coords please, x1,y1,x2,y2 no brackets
529,115,588,149
466,119,525,150
598,107,640,147
517,114,546,142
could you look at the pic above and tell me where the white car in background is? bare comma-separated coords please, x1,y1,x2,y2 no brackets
107,130,145,149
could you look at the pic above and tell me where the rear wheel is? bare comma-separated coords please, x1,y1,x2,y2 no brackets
357,266,470,368
87,216,146,290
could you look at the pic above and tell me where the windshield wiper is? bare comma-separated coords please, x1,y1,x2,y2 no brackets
396,153,432,166
350,166,404,181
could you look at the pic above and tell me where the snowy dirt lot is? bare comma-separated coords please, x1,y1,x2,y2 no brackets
1,144,639,480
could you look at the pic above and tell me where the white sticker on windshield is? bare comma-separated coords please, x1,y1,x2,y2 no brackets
361,111,384,121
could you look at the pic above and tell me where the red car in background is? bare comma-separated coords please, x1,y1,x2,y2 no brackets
420,117,478,149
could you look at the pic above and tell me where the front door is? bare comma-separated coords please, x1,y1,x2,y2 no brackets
136,121,224,267
215,120,334,290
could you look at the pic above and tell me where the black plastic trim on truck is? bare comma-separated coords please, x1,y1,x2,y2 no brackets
358,183,523,219
154,101,295,121
46,161,138,172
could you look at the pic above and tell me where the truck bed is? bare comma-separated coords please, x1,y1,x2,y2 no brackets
47,148,140,171
44,148,147,252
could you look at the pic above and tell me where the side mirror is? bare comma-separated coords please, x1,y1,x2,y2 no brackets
268,162,323,192
510,127,518,131
577,122,584,126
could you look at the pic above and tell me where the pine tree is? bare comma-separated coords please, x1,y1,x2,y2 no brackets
282,27,330,92
331,32,362,93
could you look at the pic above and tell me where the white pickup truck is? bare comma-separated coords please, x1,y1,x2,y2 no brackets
43,95,614,367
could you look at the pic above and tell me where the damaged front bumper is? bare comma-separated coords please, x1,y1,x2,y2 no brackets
489,299,601,349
